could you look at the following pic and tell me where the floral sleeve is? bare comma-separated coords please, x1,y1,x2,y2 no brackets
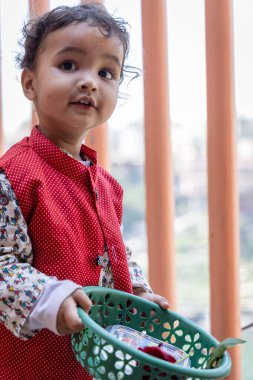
0,170,54,339
125,245,152,293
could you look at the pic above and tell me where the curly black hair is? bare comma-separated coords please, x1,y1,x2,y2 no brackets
16,3,139,84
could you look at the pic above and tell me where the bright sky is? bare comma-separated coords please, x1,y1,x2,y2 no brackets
0,0,253,146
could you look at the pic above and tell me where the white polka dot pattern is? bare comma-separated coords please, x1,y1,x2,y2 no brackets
0,127,133,380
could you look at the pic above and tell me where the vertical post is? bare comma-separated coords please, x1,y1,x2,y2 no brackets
29,0,49,17
0,4,3,156
80,0,109,169
141,0,176,307
205,1,241,379
29,0,49,127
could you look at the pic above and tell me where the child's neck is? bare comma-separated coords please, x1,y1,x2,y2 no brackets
60,147,86,161
56,141,83,161
38,125,84,161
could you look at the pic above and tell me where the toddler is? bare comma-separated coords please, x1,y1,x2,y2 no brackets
0,4,169,379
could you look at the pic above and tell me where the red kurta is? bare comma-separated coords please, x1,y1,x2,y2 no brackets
0,127,133,380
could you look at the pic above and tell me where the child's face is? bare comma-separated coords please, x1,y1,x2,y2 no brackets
22,22,124,139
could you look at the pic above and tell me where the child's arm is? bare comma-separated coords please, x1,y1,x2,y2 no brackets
132,287,170,309
126,246,170,309
125,245,152,293
0,171,52,338
22,279,89,335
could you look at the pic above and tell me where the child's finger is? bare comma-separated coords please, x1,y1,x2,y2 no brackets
152,294,170,309
72,289,92,313
57,290,92,335
63,290,92,333
59,297,84,334
136,290,170,309
57,304,81,335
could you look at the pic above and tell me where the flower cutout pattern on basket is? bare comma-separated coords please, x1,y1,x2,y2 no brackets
114,350,136,375
87,356,106,378
182,332,202,355
87,292,116,328
71,328,93,368
93,341,114,361
197,345,215,369
107,372,125,380
138,308,162,333
162,319,184,344
81,327,93,346
115,299,138,324
141,363,175,380
91,338,136,379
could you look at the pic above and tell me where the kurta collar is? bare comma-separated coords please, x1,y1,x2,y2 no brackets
29,126,98,183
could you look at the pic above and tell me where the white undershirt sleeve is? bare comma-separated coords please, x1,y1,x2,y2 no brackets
23,279,81,335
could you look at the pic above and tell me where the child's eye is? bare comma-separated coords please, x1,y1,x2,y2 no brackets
98,69,114,80
59,61,77,71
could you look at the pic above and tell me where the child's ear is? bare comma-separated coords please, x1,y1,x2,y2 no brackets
21,69,36,101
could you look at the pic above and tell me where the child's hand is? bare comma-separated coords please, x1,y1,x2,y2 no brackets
133,287,170,309
57,289,92,335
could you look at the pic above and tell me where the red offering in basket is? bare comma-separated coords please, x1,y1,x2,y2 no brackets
106,325,191,367
139,344,177,363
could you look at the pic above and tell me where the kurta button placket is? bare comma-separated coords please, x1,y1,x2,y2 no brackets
87,166,99,204
111,245,117,262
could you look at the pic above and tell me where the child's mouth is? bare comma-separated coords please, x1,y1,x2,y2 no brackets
70,101,95,110
70,96,96,108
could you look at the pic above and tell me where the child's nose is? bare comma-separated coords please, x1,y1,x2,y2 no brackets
77,72,98,92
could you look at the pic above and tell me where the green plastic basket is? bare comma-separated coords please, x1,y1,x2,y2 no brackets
71,287,231,380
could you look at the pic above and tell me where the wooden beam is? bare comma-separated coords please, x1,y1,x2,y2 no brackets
205,1,242,378
29,0,49,17
141,0,176,307
0,4,3,157
81,0,104,4
29,0,49,128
